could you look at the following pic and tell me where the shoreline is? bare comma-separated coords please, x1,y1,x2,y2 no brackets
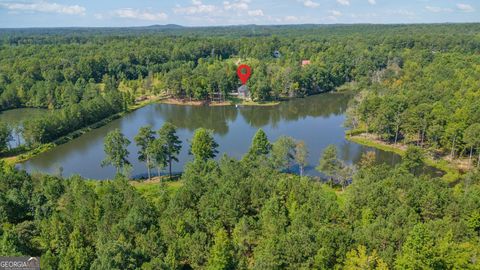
157,97,280,107
3,96,162,165
345,131,463,183
1,94,281,165
3,91,335,166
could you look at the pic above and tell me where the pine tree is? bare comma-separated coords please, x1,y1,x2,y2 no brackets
190,128,218,162
248,129,271,157
206,229,235,270
134,125,155,180
158,122,182,179
316,145,340,183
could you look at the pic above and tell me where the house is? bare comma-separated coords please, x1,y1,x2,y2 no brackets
301,60,311,66
237,85,250,99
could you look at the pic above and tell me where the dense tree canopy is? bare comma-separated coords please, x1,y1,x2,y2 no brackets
1,133,479,269
1,23,480,269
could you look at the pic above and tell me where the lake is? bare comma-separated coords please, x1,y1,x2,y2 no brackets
19,93,405,179
0,108,50,147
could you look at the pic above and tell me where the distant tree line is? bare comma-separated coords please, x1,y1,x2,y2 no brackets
2,24,479,111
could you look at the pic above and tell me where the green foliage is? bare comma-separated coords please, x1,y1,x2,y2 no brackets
101,129,131,175
247,129,271,157
22,91,125,146
158,122,182,178
1,23,480,269
402,146,425,175
206,229,236,270
147,138,168,178
189,128,219,161
0,147,480,268
344,245,388,270
316,144,341,179
348,50,480,162
134,125,155,179
0,122,12,153
465,123,480,167
270,136,296,171
295,140,308,176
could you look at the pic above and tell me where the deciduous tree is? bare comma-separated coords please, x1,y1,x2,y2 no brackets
101,129,131,175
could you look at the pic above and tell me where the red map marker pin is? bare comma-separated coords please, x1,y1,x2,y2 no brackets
237,64,251,85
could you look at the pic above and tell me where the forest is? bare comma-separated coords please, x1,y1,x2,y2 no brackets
1,24,480,154
0,24,480,269
1,126,480,269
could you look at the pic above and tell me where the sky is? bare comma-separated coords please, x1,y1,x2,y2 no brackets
0,0,478,28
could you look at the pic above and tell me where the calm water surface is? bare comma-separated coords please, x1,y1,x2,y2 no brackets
0,108,50,146
20,93,404,179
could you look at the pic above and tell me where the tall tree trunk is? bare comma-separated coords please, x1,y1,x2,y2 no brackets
157,167,161,180
146,156,151,180
451,136,456,159
478,150,480,168
299,166,304,177
394,124,400,145
169,158,173,179
421,126,426,147
469,146,473,169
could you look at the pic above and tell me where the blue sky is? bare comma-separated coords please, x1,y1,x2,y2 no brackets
0,0,478,27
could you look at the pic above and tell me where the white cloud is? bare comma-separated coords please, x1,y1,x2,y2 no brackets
336,0,350,6
223,0,250,11
425,6,453,13
388,9,415,17
284,15,299,22
457,3,475,12
302,0,320,8
368,0,376,5
113,8,168,21
174,0,217,15
0,1,85,15
247,9,264,16
329,10,342,17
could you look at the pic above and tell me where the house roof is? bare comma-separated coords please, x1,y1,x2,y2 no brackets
302,60,311,66
238,85,248,93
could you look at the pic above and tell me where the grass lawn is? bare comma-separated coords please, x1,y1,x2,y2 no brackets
130,176,184,203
